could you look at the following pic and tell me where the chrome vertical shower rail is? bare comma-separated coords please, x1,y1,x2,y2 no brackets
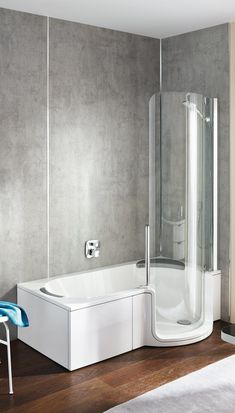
145,224,150,285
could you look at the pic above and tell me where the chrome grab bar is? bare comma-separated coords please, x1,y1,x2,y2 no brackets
145,224,150,286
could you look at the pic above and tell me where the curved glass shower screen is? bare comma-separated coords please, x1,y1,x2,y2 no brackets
149,92,216,339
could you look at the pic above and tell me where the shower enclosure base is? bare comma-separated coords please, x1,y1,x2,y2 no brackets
134,292,214,348
132,269,216,348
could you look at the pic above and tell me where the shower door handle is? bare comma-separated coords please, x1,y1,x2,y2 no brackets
145,224,150,286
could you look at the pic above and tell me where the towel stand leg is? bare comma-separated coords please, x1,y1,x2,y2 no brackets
3,322,13,395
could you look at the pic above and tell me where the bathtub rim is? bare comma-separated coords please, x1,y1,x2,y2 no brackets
17,261,147,312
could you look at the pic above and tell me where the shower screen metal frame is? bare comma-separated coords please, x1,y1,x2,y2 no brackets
212,98,218,272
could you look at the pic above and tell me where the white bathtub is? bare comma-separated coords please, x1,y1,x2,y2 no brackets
17,262,220,370
42,263,146,300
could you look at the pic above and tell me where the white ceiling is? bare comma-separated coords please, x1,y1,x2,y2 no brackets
0,0,235,38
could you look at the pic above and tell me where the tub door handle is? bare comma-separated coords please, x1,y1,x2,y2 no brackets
145,224,150,286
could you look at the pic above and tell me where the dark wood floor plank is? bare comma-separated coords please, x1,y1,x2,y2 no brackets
0,321,234,413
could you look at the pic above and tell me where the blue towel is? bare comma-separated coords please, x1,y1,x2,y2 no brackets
0,301,29,327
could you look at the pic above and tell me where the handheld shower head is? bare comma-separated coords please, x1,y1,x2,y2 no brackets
182,101,210,123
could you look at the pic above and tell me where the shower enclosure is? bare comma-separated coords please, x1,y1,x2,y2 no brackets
144,91,218,345
17,91,219,368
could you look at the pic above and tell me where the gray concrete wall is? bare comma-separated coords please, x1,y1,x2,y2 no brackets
162,24,230,320
0,8,47,337
49,18,159,275
0,6,160,329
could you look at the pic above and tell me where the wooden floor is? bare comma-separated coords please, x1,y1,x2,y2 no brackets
0,321,234,413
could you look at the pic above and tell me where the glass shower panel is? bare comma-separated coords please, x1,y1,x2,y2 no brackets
202,97,214,271
149,92,214,338
161,92,186,260
149,93,161,258
185,93,204,323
